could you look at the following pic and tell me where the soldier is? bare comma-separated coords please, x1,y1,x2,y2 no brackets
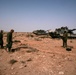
62,31,68,48
6,29,14,52
0,30,3,48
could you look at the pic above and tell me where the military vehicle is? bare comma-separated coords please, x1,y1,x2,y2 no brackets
48,27,76,39
33,30,47,35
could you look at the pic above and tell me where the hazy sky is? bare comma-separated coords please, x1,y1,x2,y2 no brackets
0,0,76,32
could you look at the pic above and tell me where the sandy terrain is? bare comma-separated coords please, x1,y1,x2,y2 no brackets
0,32,76,75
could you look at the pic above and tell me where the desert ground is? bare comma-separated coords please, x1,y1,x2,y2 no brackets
0,32,76,75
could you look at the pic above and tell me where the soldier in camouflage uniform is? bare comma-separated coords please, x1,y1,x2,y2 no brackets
0,30,3,48
62,31,68,48
6,29,14,52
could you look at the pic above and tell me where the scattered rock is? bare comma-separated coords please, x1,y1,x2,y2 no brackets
13,40,21,43
9,59,18,65
11,67,15,70
19,64,25,69
11,45,28,52
29,47,39,52
11,72,16,75
21,61,25,64
26,47,39,53
17,56,22,59
66,47,72,51
27,58,32,62
26,49,33,53
59,71,64,75
24,65,27,67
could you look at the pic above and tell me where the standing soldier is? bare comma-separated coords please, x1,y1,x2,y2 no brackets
62,31,68,48
0,30,3,48
6,29,14,52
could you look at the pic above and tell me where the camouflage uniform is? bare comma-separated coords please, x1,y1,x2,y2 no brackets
6,30,14,52
62,31,68,48
0,30,3,48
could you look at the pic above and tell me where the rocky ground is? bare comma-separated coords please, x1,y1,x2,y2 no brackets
0,32,76,75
